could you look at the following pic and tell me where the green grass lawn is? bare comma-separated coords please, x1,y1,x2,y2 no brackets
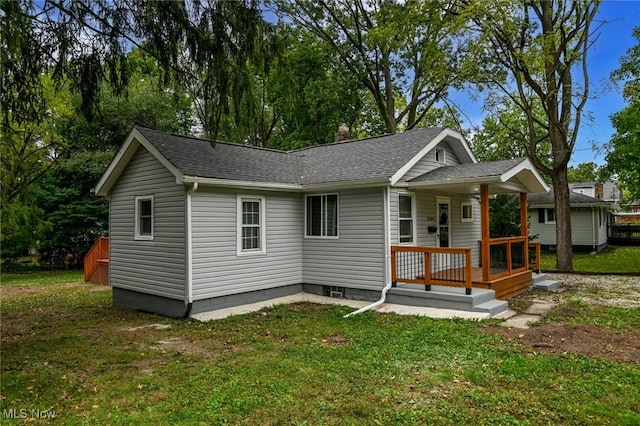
1,275,639,425
1,270,84,287
541,245,640,273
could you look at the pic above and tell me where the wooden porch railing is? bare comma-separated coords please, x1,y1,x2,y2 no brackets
485,236,528,281
391,245,473,295
84,237,109,285
527,242,541,273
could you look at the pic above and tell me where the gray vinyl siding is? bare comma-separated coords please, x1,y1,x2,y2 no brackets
191,188,303,299
529,207,608,248
390,188,481,266
303,188,386,291
109,146,186,299
403,142,461,181
570,208,608,247
529,209,557,245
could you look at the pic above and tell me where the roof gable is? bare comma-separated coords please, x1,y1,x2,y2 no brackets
408,158,549,194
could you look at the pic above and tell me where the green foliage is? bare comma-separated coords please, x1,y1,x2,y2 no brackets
472,97,552,174
36,151,112,268
489,195,521,238
2,0,271,141
275,0,471,133
567,162,600,183
604,27,640,203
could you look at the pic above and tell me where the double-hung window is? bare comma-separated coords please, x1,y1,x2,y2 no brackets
306,194,338,237
238,196,266,254
135,195,154,240
399,194,414,244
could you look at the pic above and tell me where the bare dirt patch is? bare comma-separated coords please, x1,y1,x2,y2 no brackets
1,282,110,298
487,324,640,364
485,274,640,364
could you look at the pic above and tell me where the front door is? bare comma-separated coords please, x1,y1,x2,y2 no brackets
435,197,451,271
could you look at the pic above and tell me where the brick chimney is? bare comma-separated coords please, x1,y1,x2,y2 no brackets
595,182,604,199
334,124,352,142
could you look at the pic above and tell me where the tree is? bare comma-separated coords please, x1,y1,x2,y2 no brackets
1,0,272,139
471,97,552,167
567,162,599,183
0,74,73,261
274,0,471,133
215,25,369,149
35,52,195,268
602,27,640,203
461,0,600,271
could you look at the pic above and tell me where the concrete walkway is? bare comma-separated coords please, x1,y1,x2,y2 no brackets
190,293,491,322
495,298,557,329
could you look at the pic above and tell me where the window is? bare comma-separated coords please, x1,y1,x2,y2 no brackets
135,195,154,240
538,208,555,224
546,209,555,223
435,147,445,164
461,202,474,223
306,194,338,237
237,196,266,254
399,194,415,243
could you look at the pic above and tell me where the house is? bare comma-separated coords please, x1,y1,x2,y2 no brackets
569,181,622,209
93,126,549,318
528,190,611,253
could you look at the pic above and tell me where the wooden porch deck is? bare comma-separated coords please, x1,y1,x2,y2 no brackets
430,267,532,300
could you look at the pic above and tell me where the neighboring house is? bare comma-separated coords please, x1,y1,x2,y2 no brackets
569,181,622,210
528,191,611,253
94,126,549,318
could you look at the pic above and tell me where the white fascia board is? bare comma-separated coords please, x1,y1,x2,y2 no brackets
390,128,477,186
94,128,184,196
302,178,390,192
182,176,301,192
182,176,390,192
405,176,501,189
500,158,549,193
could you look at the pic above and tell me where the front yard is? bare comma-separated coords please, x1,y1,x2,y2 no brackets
540,245,640,273
1,272,639,425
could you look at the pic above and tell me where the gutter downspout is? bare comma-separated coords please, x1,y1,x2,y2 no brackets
344,186,392,318
184,182,199,317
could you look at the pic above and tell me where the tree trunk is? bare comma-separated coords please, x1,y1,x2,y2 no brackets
551,169,573,271
382,49,396,134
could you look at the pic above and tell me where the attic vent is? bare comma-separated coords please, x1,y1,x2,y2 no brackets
329,286,345,298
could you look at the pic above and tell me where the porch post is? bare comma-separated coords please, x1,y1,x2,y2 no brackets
520,192,529,268
481,184,490,282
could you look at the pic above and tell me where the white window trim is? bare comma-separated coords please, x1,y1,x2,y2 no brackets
305,194,339,239
237,195,267,256
435,147,446,164
461,202,474,223
398,192,416,245
134,195,154,240
545,208,556,224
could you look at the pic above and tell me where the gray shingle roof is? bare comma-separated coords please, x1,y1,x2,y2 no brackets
136,126,448,185
528,190,611,207
137,127,303,184
409,158,528,182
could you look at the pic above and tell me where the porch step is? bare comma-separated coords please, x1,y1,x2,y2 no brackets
387,285,508,317
531,273,560,291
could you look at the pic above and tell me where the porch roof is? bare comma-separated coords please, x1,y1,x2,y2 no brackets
406,158,549,194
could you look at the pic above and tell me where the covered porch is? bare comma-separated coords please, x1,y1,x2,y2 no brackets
392,158,548,300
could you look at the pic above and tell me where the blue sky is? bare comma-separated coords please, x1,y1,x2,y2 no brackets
454,1,639,167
